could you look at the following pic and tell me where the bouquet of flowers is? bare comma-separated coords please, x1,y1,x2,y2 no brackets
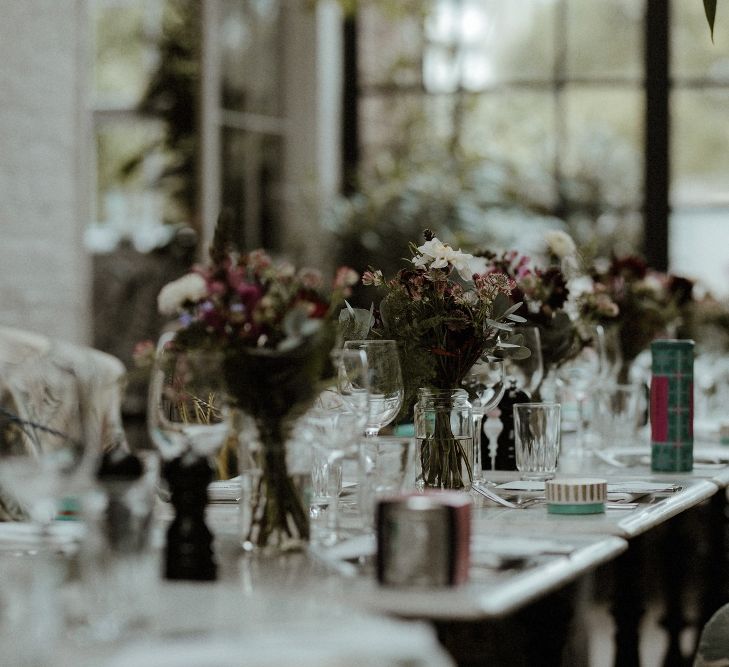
156,220,358,551
358,229,524,489
363,231,523,405
578,254,693,376
479,246,577,372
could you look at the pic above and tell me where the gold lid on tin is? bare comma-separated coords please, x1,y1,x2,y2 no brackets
546,478,607,514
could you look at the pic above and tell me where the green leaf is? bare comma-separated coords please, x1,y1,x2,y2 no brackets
485,319,514,332
491,293,513,319
338,302,375,340
498,344,531,360
705,0,717,42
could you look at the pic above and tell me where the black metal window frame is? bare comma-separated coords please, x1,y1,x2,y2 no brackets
343,0,675,269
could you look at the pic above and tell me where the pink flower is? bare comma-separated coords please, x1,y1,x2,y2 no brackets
334,266,359,289
132,340,155,368
247,249,272,272
362,269,384,286
298,267,324,290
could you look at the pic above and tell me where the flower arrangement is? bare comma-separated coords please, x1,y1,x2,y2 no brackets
478,247,578,372
578,254,694,376
159,251,358,355
362,230,522,407
155,219,358,551
357,229,524,489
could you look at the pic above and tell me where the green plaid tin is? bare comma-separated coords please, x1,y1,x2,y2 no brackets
650,339,694,472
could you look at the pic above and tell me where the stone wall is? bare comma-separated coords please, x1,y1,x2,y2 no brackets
0,0,91,345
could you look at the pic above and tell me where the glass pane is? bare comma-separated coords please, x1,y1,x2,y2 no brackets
563,86,644,209
221,0,282,114
671,89,729,205
672,0,729,81
92,1,159,104
422,0,557,91
459,90,558,208
95,120,180,225
358,3,425,88
359,93,430,174
562,86,644,252
221,129,284,252
670,208,729,296
566,0,645,80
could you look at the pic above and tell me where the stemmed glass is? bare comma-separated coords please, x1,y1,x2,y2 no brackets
598,323,623,384
503,326,544,399
147,332,230,465
305,348,370,544
332,347,370,419
147,332,230,579
302,406,364,545
461,358,506,479
0,355,94,533
0,353,99,663
557,325,605,454
342,340,403,437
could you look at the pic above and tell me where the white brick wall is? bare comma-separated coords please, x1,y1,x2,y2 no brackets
0,0,91,345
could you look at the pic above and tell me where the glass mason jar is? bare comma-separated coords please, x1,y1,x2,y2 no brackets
414,388,474,491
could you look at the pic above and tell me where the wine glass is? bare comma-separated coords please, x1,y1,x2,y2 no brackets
503,325,544,399
147,332,230,465
147,333,231,579
331,347,370,419
557,325,605,454
598,323,623,384
0,354,95,531
342,340,404,437
461,358,506,480
302,406,364,545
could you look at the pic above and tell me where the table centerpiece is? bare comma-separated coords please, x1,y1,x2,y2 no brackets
155,217,358,552
578,253,693,383
356,229,526,490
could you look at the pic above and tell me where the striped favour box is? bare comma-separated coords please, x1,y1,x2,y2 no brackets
546,478,607,515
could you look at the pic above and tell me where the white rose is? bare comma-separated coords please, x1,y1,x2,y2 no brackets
545,230,577,259
567,275,595,298
157,273,208,315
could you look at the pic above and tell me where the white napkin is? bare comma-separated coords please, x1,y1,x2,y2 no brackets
0,521,84,552
495,480,677,502
207,477,241,503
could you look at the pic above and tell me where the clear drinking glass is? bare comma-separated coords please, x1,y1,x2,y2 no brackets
302,407,363,544
503,326,544,398
357,435,416,531
342,340,404,437
593,383,644,450
513,402,561,481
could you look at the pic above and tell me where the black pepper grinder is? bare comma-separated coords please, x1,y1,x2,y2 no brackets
484,379,530,471
163,456,217,581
